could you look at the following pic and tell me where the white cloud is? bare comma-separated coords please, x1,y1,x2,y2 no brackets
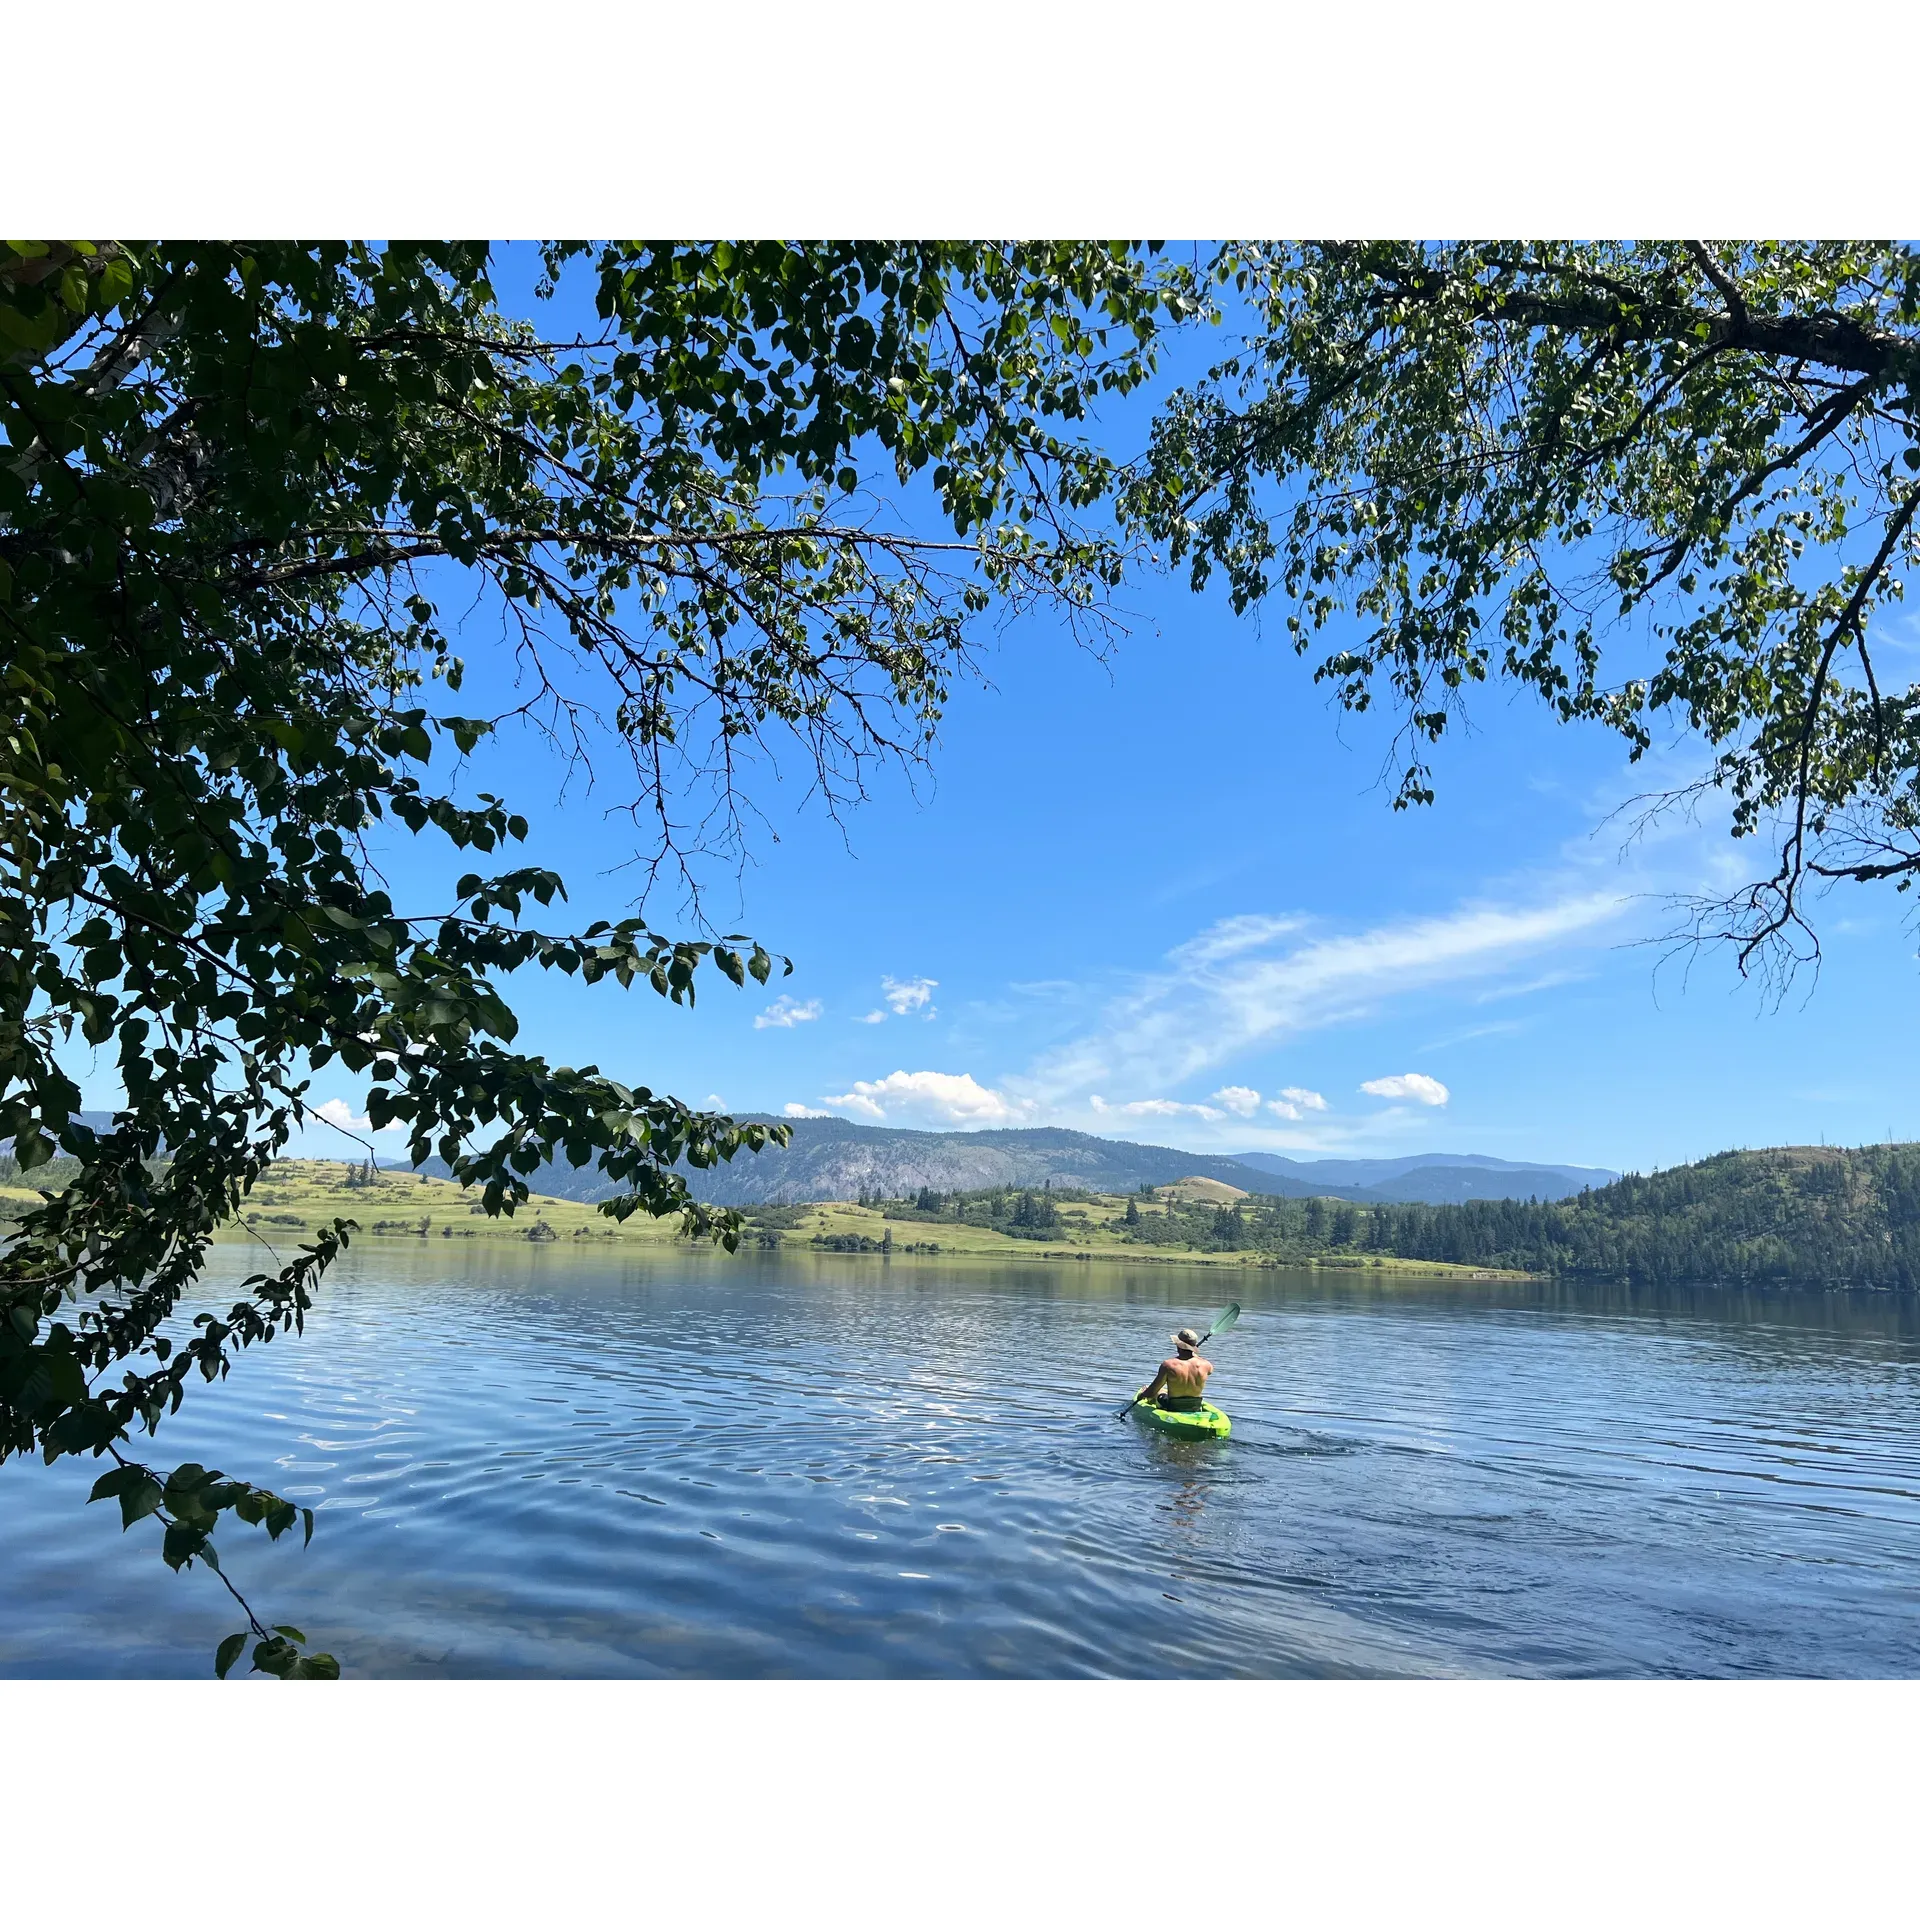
1211,1086,1263,1118
822,1069,1026,1127
311,1097,401,1135
783,1102,833,1119
1018,890,1630,1112
1171,915,1308,965
1360,1073,1450,1107
853,1009,888,1024
754,995,823,1030
1268,1086,1330,1120
1092,1095,1222,1121
1473,969,1590,1005
823,1090,888,1120
1418,1021,1526,1053
881,975,938,1018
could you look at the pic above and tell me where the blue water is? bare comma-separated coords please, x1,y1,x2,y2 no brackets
4,1245,1919,1677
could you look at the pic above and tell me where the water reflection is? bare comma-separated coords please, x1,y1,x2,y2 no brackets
1,1242,1917,1678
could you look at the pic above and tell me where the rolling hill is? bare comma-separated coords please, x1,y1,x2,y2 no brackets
1355,1144,1920,1288
60,1109,1612,1207
412,1118,1378,1205
404,1118,1610,1208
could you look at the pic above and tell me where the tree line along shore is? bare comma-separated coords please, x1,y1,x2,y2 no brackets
8,1141,1919,1288
749,1144,1920,1288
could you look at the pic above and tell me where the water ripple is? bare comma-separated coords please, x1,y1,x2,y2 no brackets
3,1247,1919,1676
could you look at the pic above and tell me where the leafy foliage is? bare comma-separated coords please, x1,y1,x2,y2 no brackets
0,239,1188,1669
1128,243,1920,977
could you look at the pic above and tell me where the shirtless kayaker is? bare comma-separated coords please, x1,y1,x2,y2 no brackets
1132,1327,1214,1411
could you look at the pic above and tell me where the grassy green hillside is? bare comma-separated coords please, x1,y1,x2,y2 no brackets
0,1159,1513,1274
0,1156,681,1245
211,1160,687,1246
16,1144,1919,1285
737,1177,1519,1275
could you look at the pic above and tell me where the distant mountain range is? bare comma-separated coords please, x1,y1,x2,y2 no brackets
63,1107,1615,1205
396,1116,1614,1207
1232,1150,1614,1204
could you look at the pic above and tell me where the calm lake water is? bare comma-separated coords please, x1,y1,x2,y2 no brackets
5,1244,1920,1678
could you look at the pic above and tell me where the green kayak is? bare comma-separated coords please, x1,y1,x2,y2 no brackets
1130,1399,1231,1439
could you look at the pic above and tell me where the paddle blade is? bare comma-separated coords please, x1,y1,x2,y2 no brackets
1209,1302,1241,1337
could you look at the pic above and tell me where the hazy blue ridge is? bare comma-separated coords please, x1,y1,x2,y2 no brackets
1234,1151,1618,1204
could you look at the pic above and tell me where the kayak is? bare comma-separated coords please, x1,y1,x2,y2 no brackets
1130,1400,1231,1439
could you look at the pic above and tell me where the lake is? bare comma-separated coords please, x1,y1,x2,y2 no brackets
4,1244,1919,1678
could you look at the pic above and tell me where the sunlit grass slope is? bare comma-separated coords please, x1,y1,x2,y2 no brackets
192,1162,1517,1274
210,1159,684,1247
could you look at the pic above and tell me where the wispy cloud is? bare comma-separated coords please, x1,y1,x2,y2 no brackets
1473,969,1590,1005
1211,1085,1263,1118
783,1102,833,1119
1169,914,1308,966
1419,1020,1528,1053
754,995,823,1030
882,975,938,1017
852,975,940,1024
1091,1095,1222,1121
1016,889,1632,1113
1360,1072,1450,1107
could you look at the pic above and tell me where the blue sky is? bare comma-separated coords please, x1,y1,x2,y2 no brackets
70,251,1920,1174
271,551,1920,1177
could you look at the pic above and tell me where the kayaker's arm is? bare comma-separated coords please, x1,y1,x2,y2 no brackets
1133,1362,1172,1405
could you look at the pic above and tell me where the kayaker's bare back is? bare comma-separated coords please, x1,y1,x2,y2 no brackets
1135,1329,1214,1409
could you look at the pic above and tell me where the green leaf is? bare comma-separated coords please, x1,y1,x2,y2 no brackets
165,1463,213,1501
119,1478,165,1529
44,1350,85,1403
292,1653,341,1680
215,1631,248,1678
251,1635,299,1679
89,1465,147,1503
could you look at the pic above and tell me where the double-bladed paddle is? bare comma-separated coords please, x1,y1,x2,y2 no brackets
1116,1301,1241,1419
